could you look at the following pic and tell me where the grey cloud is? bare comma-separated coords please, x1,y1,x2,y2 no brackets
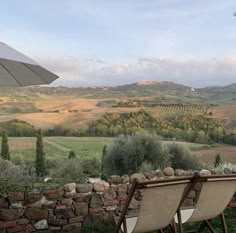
37,57,236,87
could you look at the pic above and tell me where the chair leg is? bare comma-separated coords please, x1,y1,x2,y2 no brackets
171,218,178,233
123,219,127,233
177,209,184,233
219,213,227,233
204,220,217,233
159,229,165,233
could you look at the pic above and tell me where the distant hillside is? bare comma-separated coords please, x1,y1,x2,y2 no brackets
0,81,235,100
0,80,234,134
199,83,236,93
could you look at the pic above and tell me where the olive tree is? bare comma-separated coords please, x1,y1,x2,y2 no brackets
103,133,168,176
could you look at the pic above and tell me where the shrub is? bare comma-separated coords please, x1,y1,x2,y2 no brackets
1,130,10,160
35,129,45,177
82,221,114,233
49,158,86,182
214,153,222,167
81,157,101,177
68,150,76,159
103,133,168,176
218,162,236,172
0,158,30,180
138,162,155,173
167,143,202,170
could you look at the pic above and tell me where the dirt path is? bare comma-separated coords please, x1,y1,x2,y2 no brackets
44,138,70,152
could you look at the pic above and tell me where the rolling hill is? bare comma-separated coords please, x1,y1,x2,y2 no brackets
0,81,235,132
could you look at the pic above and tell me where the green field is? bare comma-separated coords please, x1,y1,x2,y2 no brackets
4,136,236,163
6,137,112,160
2,136,213,162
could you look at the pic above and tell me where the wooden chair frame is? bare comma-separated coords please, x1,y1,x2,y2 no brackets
114,175,199,233
177,174,236,233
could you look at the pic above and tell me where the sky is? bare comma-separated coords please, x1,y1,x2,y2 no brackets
1,0,236,87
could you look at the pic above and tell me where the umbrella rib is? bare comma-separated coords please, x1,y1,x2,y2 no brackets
22,63,50,84
0,63,22,86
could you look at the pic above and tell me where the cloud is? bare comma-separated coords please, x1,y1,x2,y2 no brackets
36,56,236,87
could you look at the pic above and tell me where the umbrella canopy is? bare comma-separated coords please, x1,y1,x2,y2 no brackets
0,42,58,86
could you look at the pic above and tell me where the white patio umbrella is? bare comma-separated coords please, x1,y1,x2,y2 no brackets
0,42,58,86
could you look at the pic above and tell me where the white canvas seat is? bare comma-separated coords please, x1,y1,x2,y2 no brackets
114,177,193,233
177,175,236,233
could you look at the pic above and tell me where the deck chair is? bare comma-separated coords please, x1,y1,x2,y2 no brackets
176,174,236,233
114,176,195,233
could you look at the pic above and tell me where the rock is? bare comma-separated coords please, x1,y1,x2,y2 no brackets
106,205,117,211
163,167,174,176
54,208,70,219
8,192,24,202
64,190,76,198
0,209,23,221
48,218,67,226
104,200,119,206
117,184,127,196
0,198,8,208
121,174,130,184
44,188,64,200
155,170,164,178
210,169,224,175
89,208,104,213
187,190,196,199
0,220,17,229
144,172,157,180
25,224,35,232
200,169,211,176
103,189,116,201
76,184,93,193
193,182,202,192
74,202,88,216
64,183,76,192
17,218,29,225
26,192,43,204
25,208,48,220
4,224,26,232
29,196,55,208
72,193,91,202
62,223,81,232
90,193,103,208
232,168,236,174
128,198,139,210
10,202,23,209
34,219,48,230
182,198,194,207
69,216,83,224
61,198,73,206
130,173,146,182
91,213,104,225
93,181,109,192
110,175,122,184
224,168,232,174
42,198,56,209
175,169,186,176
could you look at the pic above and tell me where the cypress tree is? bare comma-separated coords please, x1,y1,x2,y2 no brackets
101,144,107,180
35,129,45,176
1,130,10,160
214,153,222,168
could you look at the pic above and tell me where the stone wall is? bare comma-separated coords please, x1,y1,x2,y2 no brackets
0,167,235,233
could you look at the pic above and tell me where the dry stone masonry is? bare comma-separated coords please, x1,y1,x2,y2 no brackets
0,167,235,232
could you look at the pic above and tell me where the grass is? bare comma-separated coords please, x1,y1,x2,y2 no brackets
81,209,236,233
6,136,113,160
180,208,236,233
45,136,112,157
3,136,236,164
163,140,208,150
